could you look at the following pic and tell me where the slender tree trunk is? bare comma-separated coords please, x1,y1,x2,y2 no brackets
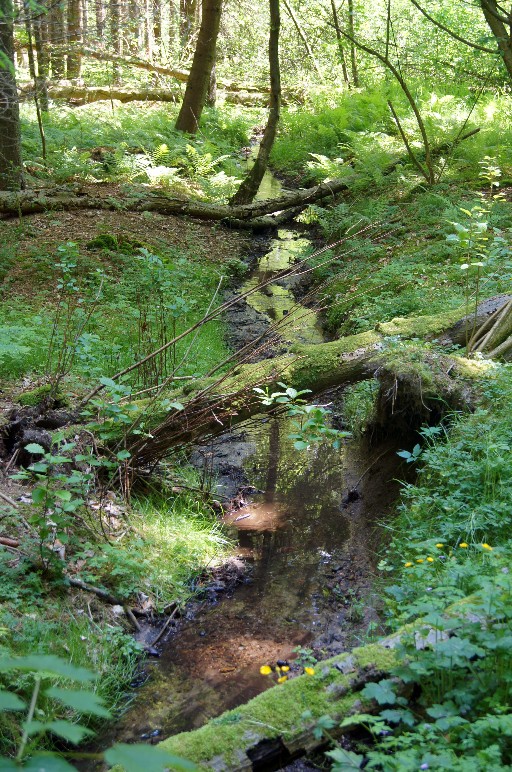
144,0,155,58
49,0,65,78
230,0,281,205
153,0,161,45
0,0,23,189
95,0,106,38
479,0,512,81
128,0,143,52
330,0,350,85
179,0,197,49
110,0,122,82
33,1,50,111
175,0,222,133
206,62,216,106
281,0,321,76
66,0,83,78
347,0,359,86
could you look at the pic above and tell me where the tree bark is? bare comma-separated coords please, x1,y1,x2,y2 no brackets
66,0,82,78
479,0,512,81
230,0,281,205
49,0,65,78
32,0,50,112
179,0,198,49
95,0,106,39
0,0,23,190
110,0,122,83
175,0,222,134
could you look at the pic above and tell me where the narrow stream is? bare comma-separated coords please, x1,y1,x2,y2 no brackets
90,162,401,757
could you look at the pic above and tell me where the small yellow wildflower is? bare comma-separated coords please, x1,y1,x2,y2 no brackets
260,665,272,676
481,543,493,551
277,675,288,684
416,558,424,563
427,557,434,562
435,543,444,549
459,543,468,548
404,562,413,568
304,667,315,676
280,665,290,672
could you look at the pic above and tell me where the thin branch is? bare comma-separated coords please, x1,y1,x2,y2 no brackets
409,0,497,53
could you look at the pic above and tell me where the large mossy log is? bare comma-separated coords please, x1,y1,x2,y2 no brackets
159,642,398,771
126,298,506,466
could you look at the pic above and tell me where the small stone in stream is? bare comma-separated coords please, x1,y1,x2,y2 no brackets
145,647,160,657
276,659,289,667
199,630,207,637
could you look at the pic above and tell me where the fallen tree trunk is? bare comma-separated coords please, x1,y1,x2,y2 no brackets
125,296,508,467
18,83,276,108
0,178,351,223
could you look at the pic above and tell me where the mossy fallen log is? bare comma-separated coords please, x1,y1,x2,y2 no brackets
159,642,398,771
126,298,506,466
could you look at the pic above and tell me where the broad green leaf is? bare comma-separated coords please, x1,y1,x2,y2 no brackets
25,719,93,744
25,443,45,455
116,450,131,460
32,488,48,504
362,679,397,705
0,655,95,682
104,743,200,771
0,689,26,711
23,754,78,771
45,687,111,718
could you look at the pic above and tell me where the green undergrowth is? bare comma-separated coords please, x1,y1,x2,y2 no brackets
0,237,232,387
303,182,512,338
21,102,259,200
345,364,512,769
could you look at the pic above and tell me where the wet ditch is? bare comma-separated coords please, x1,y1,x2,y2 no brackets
86,167,405,761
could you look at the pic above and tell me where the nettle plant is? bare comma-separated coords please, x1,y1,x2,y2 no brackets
253,383,350,450
0,654,197,770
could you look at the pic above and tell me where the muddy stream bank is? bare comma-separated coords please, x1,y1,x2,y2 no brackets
87,165,403,760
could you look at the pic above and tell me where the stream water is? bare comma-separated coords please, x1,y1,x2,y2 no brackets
88,162,401,759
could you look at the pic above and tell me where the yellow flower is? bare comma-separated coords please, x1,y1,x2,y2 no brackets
435,543,444,548
416,558,424,563
260,665,272,676
427,557,434,562
304,667,315,676
481,543,493,551
404,562,413,568
459,543,468,548
277,675,288,684
280,665,290,672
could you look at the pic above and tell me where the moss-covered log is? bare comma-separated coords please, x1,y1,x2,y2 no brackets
159,643,398,770
126,298,506,466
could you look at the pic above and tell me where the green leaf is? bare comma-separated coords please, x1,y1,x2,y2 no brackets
325,748,363,770
362,679,397,705
104,744,200,771
0,655,95,682
54,490,72,502
45,687,111,718
23,754,78,771
25,719,94,744
25,443,45,455
116,450,131,460
0,689,26,711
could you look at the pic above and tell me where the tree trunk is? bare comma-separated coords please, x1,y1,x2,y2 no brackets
179,0,198,49
32,1,50,111
347,0,359,86
0,0,23,190
95,0,106,39
128,0,143,52
330,0,350,86
49,0,65,78
479,0,512,81
206,63,216,107
110,0,122,82
175,0,222,134
144,0,155,59
281,0,321,76
66,0,82,78
229,0,281,205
